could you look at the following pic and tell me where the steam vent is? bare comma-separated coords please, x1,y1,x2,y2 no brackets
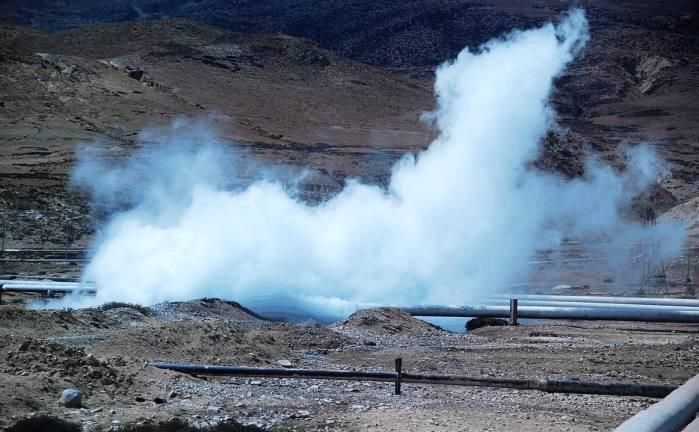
1,2,698,431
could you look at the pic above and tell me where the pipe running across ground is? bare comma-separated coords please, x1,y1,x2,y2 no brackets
484,299,699,312
399,305,699,323
493,294,699,308
615,374,699,432
152,362,677,398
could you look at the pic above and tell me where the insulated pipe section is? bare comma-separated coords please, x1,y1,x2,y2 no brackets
0,282,96,294
615,374,699,432
152,363,676,398
683,417,699,432
0,248,87,253
484,300,699,312
399,305,699,323
0,258,89,263
0,276,82,282
0,279,94,287
494,294,699,308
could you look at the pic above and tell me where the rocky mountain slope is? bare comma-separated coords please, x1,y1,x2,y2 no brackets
0,1,698,247
0,20,432,246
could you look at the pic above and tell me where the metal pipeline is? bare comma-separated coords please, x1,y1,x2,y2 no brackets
0,258,89,263
401,374,675,398
615,374,699,432
0,279,92,286
494,294,699,308
152,363,676,398
0,275,82,282
484,300,699,312
152,363,396,382
399,305,699,323
0,282,96,294
684,417,699,432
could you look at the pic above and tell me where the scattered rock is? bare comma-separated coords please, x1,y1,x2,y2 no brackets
128,70,145,81
276,359,293,368
466,317,508,331
18,340,31,351
59,389,82,408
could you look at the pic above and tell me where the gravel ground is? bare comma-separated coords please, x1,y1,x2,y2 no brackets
0,295,698,431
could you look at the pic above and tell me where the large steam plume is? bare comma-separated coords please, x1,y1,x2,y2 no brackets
67,9,684,317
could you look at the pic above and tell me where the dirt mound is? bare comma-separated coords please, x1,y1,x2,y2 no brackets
0,335,130,390
341,308,442,335
98,302,153,316
0,307,97,337
90,319,289,364
0,305,151,341
150,298,265,322
275,323,360,351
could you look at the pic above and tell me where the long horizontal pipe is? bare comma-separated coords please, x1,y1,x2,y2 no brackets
485,300,699,312
494,294,699,308
615,374,699,432
152,363,676,398
1,283,96,294
0,258,88,263
153,363,397,382
400,305,699,323
0,279,91,286
0,275,82,282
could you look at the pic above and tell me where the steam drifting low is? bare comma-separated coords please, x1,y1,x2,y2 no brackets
70,9,684,317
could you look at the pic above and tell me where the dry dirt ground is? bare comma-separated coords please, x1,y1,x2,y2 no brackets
1,295,698,431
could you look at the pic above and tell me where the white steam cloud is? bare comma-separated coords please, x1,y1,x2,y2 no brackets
67,9,684,317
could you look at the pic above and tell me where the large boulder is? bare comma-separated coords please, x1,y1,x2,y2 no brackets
59,389,82,408
466,317,508,331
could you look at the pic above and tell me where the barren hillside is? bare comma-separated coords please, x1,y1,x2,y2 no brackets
0,1,698,249
0,20,433,247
